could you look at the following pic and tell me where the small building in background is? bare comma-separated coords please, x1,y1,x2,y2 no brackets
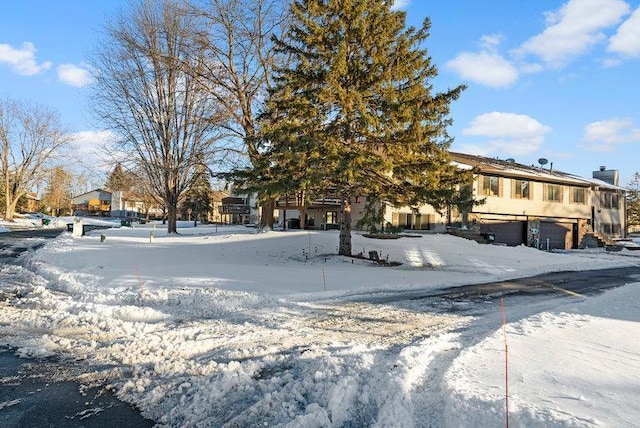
72,189,162,220
110,190,144,219
71,189,112,217
209,190,230,223
219,196,251,224
22,192,40,213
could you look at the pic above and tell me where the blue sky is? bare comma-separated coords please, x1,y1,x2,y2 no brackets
1,0,639,185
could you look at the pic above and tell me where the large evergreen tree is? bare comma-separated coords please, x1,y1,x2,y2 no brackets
252,0,471,255
105,163,134,193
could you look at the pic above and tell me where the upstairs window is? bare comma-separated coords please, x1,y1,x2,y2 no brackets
571,187,586,204
601,192,620,209
513,179,531,199
611,193,619,209
481,176,500,196
545,184,563,202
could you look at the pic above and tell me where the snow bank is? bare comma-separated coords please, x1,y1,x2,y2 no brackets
2,221,640,426
444,282,640,427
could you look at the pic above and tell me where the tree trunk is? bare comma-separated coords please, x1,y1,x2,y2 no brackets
282,199,287,230
3,192,10,220
3,173,10,220
167,200,178,234
260,199,276,228
5,191,20,221
338,194,352,256
300,204,307,230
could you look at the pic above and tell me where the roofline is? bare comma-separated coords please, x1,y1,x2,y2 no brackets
72,188,111,199
449,151,626,191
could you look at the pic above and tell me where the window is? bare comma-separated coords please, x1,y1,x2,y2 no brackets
571,187,586,204
513,179,530,199
545,184,563,202
481,176,500,196
600,192,620,209
611,193,619,209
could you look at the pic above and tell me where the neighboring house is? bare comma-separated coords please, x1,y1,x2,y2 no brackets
72,189,112,217
210,190,230,224
217,192,269,225
273,152,627,250
219,196,251,224
23,192,40,213
73,189,163,219
110,190,148,219
276,194,351,230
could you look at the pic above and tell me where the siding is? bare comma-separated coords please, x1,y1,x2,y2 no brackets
474,178,591,220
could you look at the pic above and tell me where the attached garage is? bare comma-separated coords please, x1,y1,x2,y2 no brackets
480,220,527,246
539,222,574,250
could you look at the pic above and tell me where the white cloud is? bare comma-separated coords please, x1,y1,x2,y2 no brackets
460,112,552,156
515,0,630,68
71,130,117,155
446,52,518,88
0,41,51,75
390,0,410,11
609,7,640,57
57,63,94,87
582,117,640,151
602,57,623,68
69,130,121,170
479,34,502,50
445,36,518,88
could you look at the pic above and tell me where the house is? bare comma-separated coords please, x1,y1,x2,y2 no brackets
442,153,627,249
219,196,251,224
210,190,230,224
71,189,112,217
72,189,163,219
273,152,627,250
23,192,40,213
276,194,343,230
377,152,626,250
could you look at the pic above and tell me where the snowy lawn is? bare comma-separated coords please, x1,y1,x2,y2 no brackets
1,220,640,426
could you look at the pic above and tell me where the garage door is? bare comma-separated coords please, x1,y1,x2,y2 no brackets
539,222,573,250
480,221,526,246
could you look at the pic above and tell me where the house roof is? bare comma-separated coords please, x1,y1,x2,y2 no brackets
449,152,626,191
72,189,112,200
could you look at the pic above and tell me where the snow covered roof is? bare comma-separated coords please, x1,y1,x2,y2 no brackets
450,152,626,190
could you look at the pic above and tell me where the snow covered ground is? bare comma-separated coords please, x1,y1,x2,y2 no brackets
1,218,640,427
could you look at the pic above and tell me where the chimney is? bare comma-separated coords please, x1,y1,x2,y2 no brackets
593,167,619,186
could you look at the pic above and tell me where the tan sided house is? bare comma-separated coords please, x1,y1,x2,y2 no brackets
440,153,627,250
275,152,627,250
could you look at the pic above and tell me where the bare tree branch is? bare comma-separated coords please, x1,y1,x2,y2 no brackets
0,98,72,220
90,0,227,233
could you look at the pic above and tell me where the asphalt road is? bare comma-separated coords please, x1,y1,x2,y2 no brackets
1,228,154,427
0,346,154,428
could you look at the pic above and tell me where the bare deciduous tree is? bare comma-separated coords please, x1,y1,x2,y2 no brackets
0,98,71,220
187,0,289,227
91,0,225,234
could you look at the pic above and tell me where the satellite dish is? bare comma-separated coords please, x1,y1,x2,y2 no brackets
538,158,548,166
